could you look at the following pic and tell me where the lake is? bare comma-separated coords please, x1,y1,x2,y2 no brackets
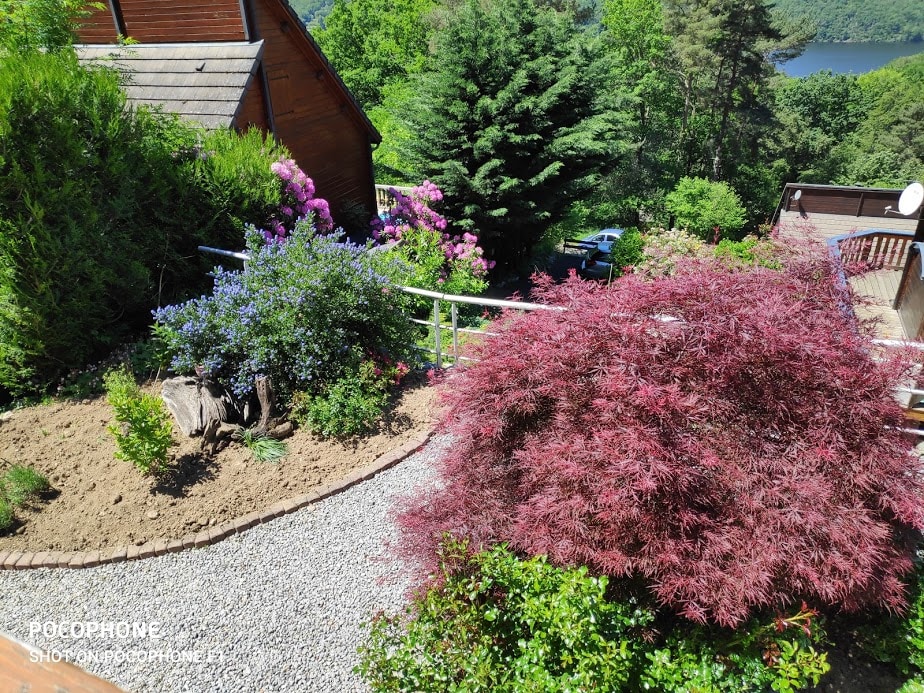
779,41,924,77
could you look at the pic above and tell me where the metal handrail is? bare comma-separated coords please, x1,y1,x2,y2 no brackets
196,245,562,368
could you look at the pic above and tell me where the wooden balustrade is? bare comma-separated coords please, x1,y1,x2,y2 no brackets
374,184,414,214
837,231,913,271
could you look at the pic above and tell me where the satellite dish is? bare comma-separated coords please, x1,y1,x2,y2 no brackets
898,182,924,216
793,189,802,201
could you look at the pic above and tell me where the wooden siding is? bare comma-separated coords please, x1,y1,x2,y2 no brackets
782,186,902,218
78,3,119,42
250,0,377,226
77,0,245,43
237,72,270,131
778,209,917,243
899,254,924,341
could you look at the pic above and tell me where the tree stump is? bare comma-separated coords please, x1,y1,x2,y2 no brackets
254,375,277,434
161,376,239,438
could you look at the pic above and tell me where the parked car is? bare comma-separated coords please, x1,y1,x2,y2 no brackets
582,228,624,253
579,248,616,281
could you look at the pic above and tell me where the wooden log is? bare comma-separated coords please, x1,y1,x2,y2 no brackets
161,376,239,437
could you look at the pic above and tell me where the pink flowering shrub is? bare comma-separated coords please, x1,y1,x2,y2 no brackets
398,253,924,628
372,181,494,296
262,156,334,242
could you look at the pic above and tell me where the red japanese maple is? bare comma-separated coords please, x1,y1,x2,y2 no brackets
400,254,924,627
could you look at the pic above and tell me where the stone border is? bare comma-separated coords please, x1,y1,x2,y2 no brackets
0,430,433,571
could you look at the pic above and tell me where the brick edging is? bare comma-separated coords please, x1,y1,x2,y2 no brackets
0,429,434,571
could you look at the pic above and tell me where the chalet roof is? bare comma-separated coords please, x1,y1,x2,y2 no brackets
75,42,264,130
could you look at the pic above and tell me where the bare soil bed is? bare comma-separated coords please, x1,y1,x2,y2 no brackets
0,373,436,554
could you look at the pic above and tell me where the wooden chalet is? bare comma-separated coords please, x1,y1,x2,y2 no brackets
773,182,924,423
773,183,924,340
75,0,382,231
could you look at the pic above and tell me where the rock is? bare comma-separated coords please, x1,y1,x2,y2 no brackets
15,526,25,535
146,510,159,520
162,376,239,437
197,517,209,527
112,494,122,505
87,482,96,491
270,421,295,439
0,411,12,423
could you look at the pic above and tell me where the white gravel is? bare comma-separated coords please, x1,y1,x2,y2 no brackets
0,436,447,692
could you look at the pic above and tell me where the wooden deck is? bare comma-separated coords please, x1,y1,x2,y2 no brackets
848,268,905,340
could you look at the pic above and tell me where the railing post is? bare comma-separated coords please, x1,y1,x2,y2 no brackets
433,298,442,369
451,302,459,364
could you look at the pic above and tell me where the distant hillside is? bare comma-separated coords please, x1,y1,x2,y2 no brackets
289,0,334,29
773,0,923,43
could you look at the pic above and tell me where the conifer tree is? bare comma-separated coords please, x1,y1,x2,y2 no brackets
403,0,618,270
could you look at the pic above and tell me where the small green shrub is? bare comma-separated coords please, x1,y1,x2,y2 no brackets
664,176,748,240
608,228,645,276
357,539,650,691
103,368,173,475
358,539,830,691
2,464,50,506
0,496,13,532
235,427,288,463
714,236,783,270
291,354,409,437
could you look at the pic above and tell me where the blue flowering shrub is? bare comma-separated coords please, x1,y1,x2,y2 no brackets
154,219,417,431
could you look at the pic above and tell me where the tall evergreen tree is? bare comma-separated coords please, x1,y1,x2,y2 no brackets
403,0,618,269
600,0,680,224
662,0,809,222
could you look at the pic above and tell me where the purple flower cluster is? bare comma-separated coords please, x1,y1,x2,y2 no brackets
263,157,334,242
371,180,494,279
153,224,415,401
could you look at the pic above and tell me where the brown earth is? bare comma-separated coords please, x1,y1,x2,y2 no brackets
0,373,437,554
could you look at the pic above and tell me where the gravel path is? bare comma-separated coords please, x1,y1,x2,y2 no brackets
0,436,447,693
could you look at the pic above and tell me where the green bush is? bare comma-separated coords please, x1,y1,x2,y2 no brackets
2,464,49,506
103,368,173,475
291,358,390,437
713,236,783,270
357,539,832,691
0,496,12,532
664,176,748,241
0,51,286,398
155,222,417,433
609,228,645,275
357,539,649,691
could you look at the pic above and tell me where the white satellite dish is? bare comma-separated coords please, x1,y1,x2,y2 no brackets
898,182,924,216
793,189,802,201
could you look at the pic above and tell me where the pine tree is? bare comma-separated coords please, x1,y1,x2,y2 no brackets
403,0,618,270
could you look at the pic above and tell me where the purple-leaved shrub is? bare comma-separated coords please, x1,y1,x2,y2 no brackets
399,253,924,627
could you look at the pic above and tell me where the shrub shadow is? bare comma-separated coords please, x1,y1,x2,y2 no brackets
153,454,218,498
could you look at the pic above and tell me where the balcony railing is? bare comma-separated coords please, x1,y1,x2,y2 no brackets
374,184,414,214
833,230,913,271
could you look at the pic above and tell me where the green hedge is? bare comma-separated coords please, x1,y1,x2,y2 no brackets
0,50,283,397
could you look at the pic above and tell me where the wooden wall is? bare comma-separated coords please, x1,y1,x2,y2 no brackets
78,0,246,43
75,0,379,232
250,0,377,231
899,253,924,341
777,185,917,244
236,71,270,132
79,3,119,42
